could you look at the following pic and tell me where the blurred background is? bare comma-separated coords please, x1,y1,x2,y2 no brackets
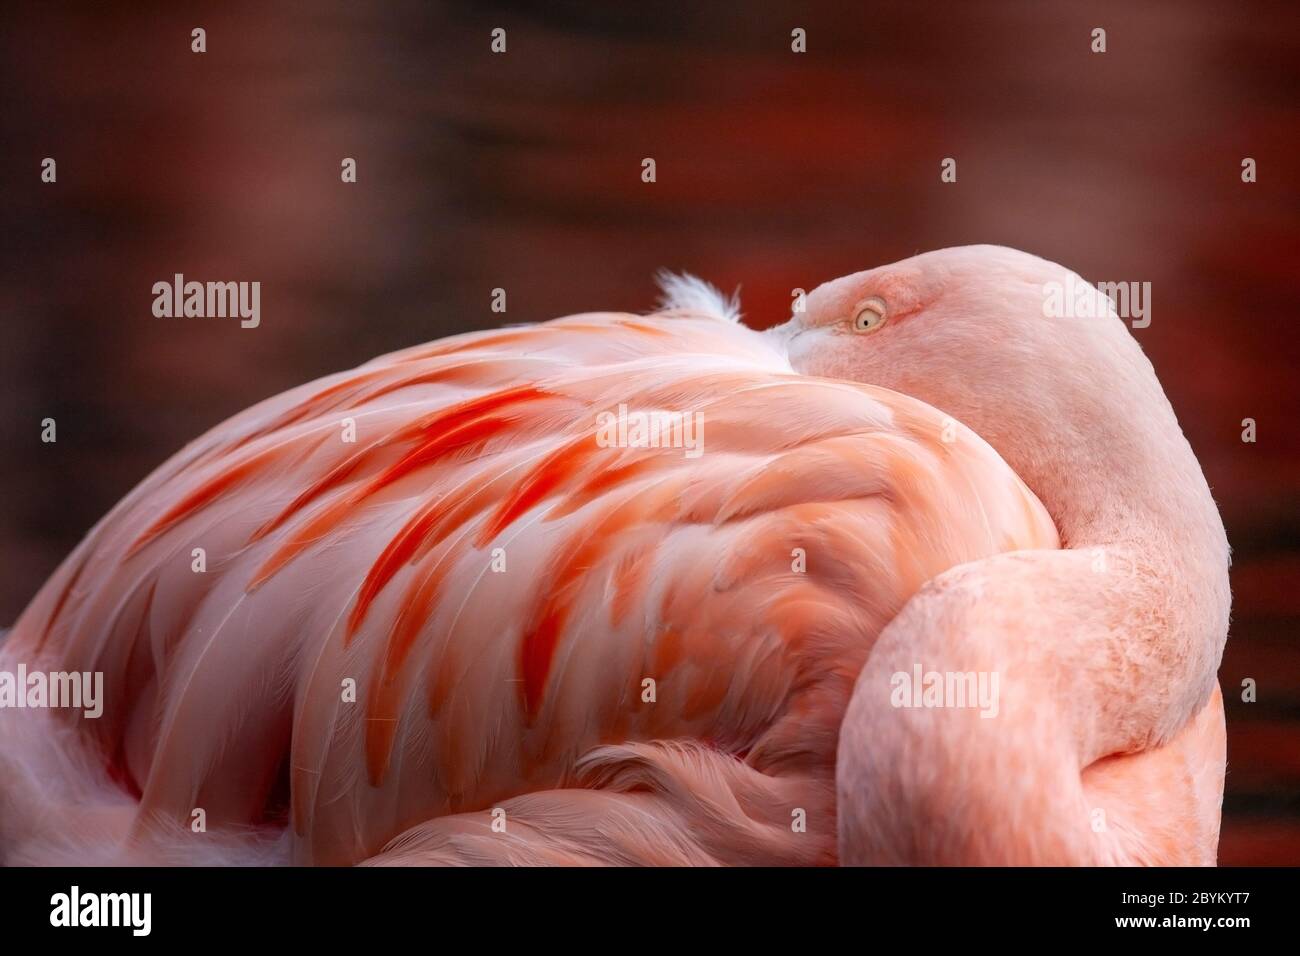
1,1,1296,863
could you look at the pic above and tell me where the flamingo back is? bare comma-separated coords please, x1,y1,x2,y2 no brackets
6,309,1059,864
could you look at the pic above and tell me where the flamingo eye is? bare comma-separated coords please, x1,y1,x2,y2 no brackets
852,297,888,333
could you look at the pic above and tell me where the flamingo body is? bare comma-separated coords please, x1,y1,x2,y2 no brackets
4,308,1057,864
0,246,1230,866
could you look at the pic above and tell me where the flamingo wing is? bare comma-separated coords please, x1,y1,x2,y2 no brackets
7,309,1058,865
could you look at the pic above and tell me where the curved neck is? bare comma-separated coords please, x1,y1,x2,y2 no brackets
831,319,1232,864
978,328,1229,646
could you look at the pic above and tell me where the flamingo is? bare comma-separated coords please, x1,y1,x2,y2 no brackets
0,245,1229,866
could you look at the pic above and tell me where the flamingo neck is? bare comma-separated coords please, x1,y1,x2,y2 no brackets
984,348,1228,612
836,375,1231,863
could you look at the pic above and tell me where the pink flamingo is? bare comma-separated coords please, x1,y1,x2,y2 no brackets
0,245,1228,866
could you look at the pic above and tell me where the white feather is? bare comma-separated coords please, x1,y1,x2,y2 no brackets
654,271,741,323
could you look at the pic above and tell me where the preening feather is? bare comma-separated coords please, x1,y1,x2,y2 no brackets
654,271,741,323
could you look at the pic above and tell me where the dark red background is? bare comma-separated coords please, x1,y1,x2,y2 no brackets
1,1,1297,864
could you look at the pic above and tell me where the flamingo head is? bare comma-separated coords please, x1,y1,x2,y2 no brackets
774,244,1143,489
